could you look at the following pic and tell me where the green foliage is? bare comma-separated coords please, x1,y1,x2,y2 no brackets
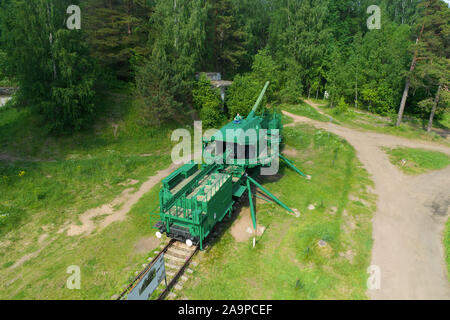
410,1,450,122
279,60,304,104
80,0,152,80
332,97,350,115
0,0,97,131
231,0,271,71
135,0,208,124
135,56,182,125
327,23,412,115
192,74,224,128
268,0,331,98
227,74,260,117
207,0,247,77
227,49,280,117
0,50,13,86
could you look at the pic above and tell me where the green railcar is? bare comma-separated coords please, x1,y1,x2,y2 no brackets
154,82,308,250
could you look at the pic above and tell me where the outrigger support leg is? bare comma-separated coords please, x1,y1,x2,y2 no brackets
247,176,294,215
246,179,257,230
246,179,257,248
279,153,310,179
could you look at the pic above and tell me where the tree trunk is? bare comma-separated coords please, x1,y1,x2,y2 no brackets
46,3,57,80
396,23,425,126
427,85,441,133
127,0,132,35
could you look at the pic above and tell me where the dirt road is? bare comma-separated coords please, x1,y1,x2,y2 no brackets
283,108,450,300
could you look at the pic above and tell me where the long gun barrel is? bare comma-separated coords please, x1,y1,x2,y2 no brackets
247,81,270,119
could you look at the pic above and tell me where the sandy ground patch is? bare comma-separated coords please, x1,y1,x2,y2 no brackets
283,147,298,158
9,238,54,270
134,236,160,254
284,106,450,299
119,179,139,186
230,207,265,242
38,234,48,244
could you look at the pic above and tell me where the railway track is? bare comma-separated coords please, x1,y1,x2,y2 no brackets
117,190,249,300
117,239,198,300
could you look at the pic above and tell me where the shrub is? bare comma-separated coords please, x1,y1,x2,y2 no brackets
192,74,224,128
227,74,263,117
227,49,282,117
332,97,349,115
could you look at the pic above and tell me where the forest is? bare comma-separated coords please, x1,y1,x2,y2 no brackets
0,0,448,132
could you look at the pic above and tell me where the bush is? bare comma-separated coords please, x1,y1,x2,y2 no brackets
227,74,264,117
279,59,303,104
135,57,182,125
332,97,349,115
192,74,224,128
227,49,282,117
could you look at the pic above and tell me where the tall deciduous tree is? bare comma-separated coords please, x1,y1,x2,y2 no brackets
396,0,449,126
0,0,97,131
411,0,450,131
208,0,246,77
136,0,208,124
268,0,332,98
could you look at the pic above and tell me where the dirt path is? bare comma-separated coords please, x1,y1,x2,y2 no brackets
283,108,450,300
62,152,201,237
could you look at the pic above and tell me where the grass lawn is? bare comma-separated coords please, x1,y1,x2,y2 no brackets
181,124,376,300
383,147,450,175
281,102,332,123
0,91,183,299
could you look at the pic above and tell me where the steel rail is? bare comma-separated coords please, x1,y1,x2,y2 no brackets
117,239,175,300
157,244,199,300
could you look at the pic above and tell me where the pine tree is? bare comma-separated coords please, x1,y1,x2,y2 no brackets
80,0,152,80
396,0,449,126
136,0,208,124
208,0,247,77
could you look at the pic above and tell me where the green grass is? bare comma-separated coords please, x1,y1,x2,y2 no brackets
0,90,184,299
181,124,376,300
281,102,332,123
384,147,450,175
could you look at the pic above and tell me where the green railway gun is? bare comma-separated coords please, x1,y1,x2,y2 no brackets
154,81,309,250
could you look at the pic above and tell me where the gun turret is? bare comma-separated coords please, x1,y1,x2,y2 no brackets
246,81,270,120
